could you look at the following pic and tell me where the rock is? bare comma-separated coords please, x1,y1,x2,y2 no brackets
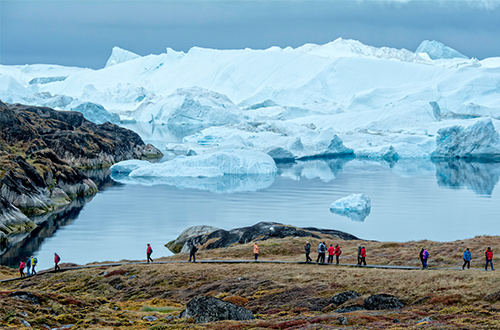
184,296,254,323
8,291,40,304
142,316,158,322
483,291,500,302
417,316,433,323
337,317,348,325
334,305,365,313
363,294,404,310
168,221,358,253
165,225,220,253
19,318,31,327
393,318,400,323
165,315,173,321
330,291,361,305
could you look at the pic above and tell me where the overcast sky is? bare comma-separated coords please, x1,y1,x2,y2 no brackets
1,0,499,69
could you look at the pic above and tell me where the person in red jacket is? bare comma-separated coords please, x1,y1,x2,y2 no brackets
19,260,26,277
334,245,342,265
146,243,153,263
485,247,494,271
327,244,335,263
359,246,366,266
54,252,61,271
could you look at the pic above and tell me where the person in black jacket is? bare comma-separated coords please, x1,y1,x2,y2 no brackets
304,241,312,263
189,244,198,262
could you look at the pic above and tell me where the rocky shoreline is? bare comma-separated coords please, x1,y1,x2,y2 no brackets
0,101,162,251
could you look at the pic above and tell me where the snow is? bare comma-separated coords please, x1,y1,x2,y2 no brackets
330,193,372,222
415,40,468,60
1,38,500,163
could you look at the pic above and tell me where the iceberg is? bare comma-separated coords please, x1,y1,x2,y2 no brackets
431,119,500,161
70,102,120,124
133,87,244,126
110,149,277,192
416,40,468,60
105,46,141,68
330,193,372,221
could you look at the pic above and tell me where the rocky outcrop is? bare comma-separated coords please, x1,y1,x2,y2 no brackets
0,101,162,249
166,221,359,253
181,296,254,323
363,294,404,310
330,291,361,306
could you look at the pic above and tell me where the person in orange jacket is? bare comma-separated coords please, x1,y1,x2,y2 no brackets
253,242,260,261
334,244,342,265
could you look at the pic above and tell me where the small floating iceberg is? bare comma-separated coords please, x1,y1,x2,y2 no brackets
330,193,372,221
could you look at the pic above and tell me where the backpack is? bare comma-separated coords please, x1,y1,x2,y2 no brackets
424,250,429,259
33,257,38,265
320,244,326,253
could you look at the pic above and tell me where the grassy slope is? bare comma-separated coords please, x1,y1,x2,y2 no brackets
1,235,500,329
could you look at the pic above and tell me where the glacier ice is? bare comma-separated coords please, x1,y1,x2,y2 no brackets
134,87,244,126
105,46,141,68
416,40,468,60
431,119,500,161
330,193,372,221
70,102,120,124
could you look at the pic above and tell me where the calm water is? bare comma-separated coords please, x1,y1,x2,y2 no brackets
3,124,500,270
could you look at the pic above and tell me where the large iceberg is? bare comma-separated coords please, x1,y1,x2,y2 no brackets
330,193,372,221
110,149,277,192
133,87,244,126
431,119,500,161
70,102,120,124
105,46,141,68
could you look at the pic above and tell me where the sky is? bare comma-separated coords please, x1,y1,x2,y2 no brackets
1,0,500,69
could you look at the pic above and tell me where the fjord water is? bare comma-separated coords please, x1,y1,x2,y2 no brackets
5,124,500,271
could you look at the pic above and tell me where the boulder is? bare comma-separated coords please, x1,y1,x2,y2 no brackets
165,225,219,253
330,291,361,305
363,294,404,310
8,291,41,305
335,305,365,313
483,291,500,302
183,296,254,323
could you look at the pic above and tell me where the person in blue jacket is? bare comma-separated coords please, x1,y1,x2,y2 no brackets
462,248,471,270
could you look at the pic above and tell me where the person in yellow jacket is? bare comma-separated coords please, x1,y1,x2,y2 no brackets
254,242,260,261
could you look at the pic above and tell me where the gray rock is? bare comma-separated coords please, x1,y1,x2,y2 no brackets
363,294,404,310
393,318,400,323
165,316,174,320
337,316,348,325
335,305,365,313
184,296,254,323
417,317,433,323
128,275,136,279
8,292,40,305
330,291,361,305
19,318,31,327
165,225,219,253
142,316,158,322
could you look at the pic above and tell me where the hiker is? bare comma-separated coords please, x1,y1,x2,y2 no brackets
463,248,471,270
253,242,259,261
304,241,312,263
25,257,31,276
54,252,61,271
419,248,425,268
422,248,429,269
19,260,26,277
189,244,198,262
357,244,362,265
317,242,326,264
359,246,366,266
146,243,153,263
335,244,342,265
327,244,335,264
485,247,494,271
31,256,37,275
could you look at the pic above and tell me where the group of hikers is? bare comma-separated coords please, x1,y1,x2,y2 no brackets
17,243,496,277
18,253,60,277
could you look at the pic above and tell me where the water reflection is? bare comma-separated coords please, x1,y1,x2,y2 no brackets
278,157,352,182
435,160,500,196
0,197,91,267
111,172,276,193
